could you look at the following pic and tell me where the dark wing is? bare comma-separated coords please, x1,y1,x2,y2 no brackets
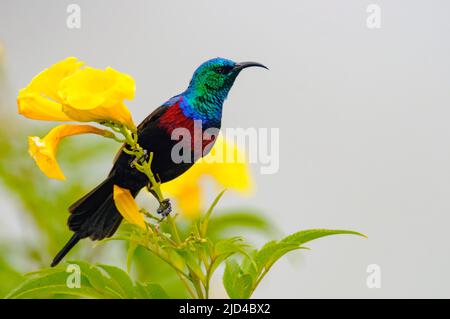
136,94,181,133
137,104,169,133
112,105,168,164
109,95,190,184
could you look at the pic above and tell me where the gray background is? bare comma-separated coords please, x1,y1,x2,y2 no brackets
1,0,449,298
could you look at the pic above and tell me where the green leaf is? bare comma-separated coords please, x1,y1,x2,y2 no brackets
214,237,248,255
209,237,251,276
167,249,187,272
0,253,24,298
136,282,170,299
281,229,367,246
5,270,108,299
240,252,259,279
7,261,174,299
256,229,366,272
199,189,226,237
97,264,137,298
126,242,138,273
178,251,205,282
69,261,107,292
222,228,366,299
256,242,308,271
223,259,253,299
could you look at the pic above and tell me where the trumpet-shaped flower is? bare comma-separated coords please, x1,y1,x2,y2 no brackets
161,136,254,219
28,124,114,180
18,57,136,129
113,185,146,230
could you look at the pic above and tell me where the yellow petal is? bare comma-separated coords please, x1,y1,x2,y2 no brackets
28,136,65,180
17,57,136,129
176,184,202,219
17,57,84,121
113,185,146,229
207,161,253,194
28,124,114,180
202,136,254,193
58,66,135,110
63,102,135,130
26,57,84,103
18,90,71,121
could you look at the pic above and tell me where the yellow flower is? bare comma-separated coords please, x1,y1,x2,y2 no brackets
18,57,136,129
161,136,254,219
113,185,146,230
28,124,114,180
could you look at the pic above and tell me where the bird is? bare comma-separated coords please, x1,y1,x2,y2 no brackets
51,58,267,267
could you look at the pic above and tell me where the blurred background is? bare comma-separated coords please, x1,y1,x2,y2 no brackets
1,0,450,298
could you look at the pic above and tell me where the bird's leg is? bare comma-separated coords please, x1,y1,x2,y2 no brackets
141,149,149,162
157,198,172,220
148,186,172,221
128,142,171,221
130,149,149,168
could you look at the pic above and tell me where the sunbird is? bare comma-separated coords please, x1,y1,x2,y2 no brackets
51,58,267,266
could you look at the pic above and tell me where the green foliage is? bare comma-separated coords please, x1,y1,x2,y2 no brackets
3,179,366,299
0,118,116,258
223,229,366,299
0,116,283,299
0,248,24,297
1,64,365,300
0,120,365,299
6,261,168,299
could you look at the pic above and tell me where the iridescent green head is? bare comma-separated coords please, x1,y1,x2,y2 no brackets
185,58,267,107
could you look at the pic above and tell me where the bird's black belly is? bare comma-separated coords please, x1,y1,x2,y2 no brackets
109,134,194,192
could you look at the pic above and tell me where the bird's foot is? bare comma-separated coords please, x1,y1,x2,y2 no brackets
141,149,149,162
157,199,172,221
130,150,149,168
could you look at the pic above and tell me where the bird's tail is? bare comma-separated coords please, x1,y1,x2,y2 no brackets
51,233,81,267
51,176,137,267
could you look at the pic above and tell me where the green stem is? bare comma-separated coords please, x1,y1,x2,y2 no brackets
191,275,205,299
117,125,167,205
176,271,197,299
167,215,181,243
102,122,193,296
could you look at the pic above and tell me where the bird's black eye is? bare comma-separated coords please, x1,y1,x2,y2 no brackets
216,66,232,74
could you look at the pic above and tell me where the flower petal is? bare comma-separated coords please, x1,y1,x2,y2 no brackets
17,57,84,121
63,102,135,130
28,135,65,180
58,66,135,110
28,124,114,180
175,184,202,219
201,136,254,193
26,57,84,103
113,185,146,229
18,90,71,121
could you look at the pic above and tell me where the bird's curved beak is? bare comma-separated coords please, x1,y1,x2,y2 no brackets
233,61,268,72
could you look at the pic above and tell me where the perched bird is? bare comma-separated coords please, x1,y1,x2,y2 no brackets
51,58,267,266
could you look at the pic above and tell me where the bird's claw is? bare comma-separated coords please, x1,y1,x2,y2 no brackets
157,199,172,221
142,149,149,161
130,150,149,168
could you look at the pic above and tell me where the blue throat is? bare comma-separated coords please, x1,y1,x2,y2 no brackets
179,87,229,127
170,57,243,127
